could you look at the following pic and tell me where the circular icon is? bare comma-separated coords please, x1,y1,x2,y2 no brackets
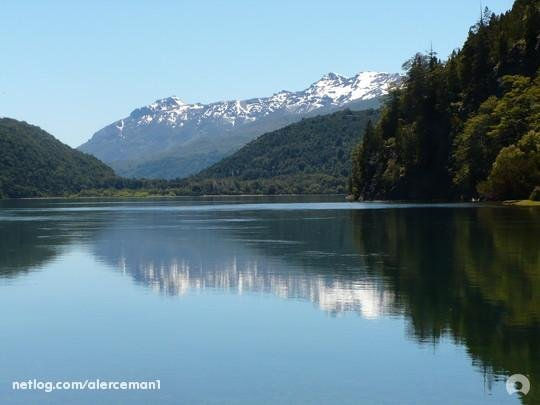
506,374,530,395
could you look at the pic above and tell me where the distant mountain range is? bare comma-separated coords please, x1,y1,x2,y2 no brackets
78,71,401,179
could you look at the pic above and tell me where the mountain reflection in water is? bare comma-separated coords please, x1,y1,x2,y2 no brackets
1,199,538,403
90,211,396,319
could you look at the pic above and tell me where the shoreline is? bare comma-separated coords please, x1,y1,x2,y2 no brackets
2,193,346,201
2,194,539,206
503,200,540,207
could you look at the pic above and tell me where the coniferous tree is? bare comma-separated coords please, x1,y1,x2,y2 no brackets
350,0,540,201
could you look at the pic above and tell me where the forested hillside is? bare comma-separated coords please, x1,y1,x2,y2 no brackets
0,118,116,198
0,110,377,198
351,0,540,201
188,109,378,194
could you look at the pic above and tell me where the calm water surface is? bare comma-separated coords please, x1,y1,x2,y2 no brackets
0,196,538,404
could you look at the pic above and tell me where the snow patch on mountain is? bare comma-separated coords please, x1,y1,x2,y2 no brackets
125,71,401,133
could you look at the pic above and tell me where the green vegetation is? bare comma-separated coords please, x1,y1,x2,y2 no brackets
477,129,540,199
1,110,377,198
183,109,378,195
199,110,377,180
71,174,352,197
0,118,116,198
351,0,540,201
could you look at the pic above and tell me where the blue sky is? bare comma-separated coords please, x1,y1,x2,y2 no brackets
1,0,515,147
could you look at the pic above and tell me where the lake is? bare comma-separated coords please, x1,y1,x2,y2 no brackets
0,196,538,404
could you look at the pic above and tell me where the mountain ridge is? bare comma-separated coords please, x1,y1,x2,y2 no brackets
79,71,401,179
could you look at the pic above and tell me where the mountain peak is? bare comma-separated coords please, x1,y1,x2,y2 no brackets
320,72,344,81
168,96,185,104
152,96,186,108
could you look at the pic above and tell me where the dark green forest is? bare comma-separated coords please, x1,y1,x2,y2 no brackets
187,109,378,195
0,117,192,198
0,118,117,198
351,0,540,201
0,110,375,198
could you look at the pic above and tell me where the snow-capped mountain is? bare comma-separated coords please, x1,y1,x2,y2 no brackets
79,71,401,179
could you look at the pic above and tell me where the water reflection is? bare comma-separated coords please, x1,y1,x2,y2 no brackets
89,211,396,319
1,200,538,403
0,218,72,277
351,207,540,404
0,204,102,277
